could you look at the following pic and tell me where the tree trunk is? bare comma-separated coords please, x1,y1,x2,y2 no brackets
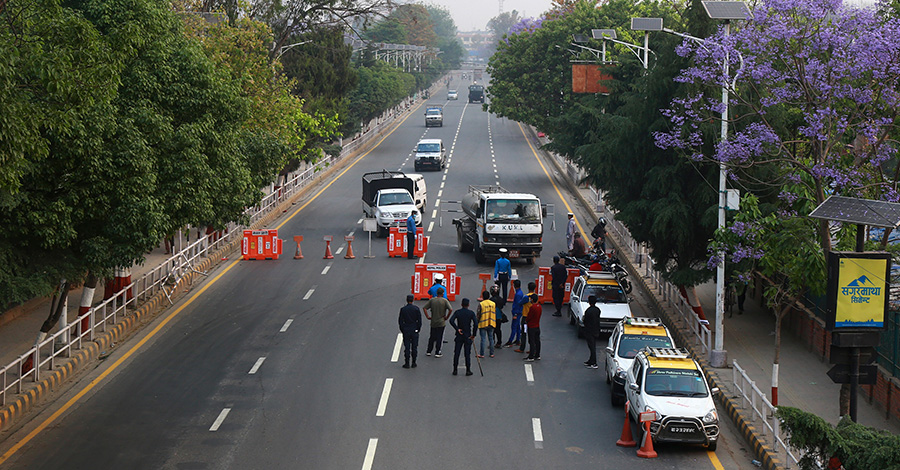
772,303,792,406
40,279,68,334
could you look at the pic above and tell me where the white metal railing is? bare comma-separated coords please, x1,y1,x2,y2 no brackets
0,94,422,408
733,361,801,467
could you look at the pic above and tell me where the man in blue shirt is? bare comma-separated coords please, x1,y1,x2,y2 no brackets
406,210,418,259
505,279,526,347
428,273,449,299
494,248,512,301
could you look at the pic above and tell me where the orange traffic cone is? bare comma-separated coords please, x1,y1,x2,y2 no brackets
479,273,491,294
323,236,334,259
616,401,637,447
293,235,304,259
636,420,657,458
344,236,356,259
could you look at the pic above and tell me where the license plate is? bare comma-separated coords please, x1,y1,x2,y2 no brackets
509,250,520,258
670,427,695,433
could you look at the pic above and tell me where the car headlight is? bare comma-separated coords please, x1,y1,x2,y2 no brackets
703,409,718,424
615,368,627,380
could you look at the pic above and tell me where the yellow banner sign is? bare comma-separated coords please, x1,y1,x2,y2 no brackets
835,257,887,328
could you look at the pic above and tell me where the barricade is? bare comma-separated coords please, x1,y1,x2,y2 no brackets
411,263,461,301
242,229,283,260
388,226,427,258
564,268,580,303
537,267,551,303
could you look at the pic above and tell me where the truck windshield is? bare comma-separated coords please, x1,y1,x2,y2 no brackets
583,284,627,303
380,192,414,205
417,143,441,152
485,199,540,223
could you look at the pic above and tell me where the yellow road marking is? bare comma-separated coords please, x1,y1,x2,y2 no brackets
707,450,725,470
0,102,424,465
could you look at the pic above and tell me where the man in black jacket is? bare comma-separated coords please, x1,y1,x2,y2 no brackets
550,255,568,317
582,295,601,368
448,298,478,376
398,294,422,369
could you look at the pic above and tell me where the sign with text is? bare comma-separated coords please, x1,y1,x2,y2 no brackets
826,251,891,330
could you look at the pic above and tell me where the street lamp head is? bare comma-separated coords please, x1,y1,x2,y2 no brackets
631,17,664,31
591,29,617,40
701,1,751,20
573,33,590,44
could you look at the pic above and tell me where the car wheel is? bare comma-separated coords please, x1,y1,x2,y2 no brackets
576,324,584,338
376,225,386,238
707,440,717,452
610,390,625,406
605,364,612,384
526,257,534,265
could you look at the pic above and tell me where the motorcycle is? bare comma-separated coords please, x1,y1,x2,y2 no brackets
559,250,633,294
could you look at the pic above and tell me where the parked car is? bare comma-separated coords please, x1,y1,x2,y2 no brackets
624,347,720,451
568,271,633,337
605,317,675,406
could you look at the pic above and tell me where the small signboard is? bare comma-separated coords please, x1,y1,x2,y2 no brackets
639,411,658,423
363,218,377,233
826,364,878,385
825,251,891,330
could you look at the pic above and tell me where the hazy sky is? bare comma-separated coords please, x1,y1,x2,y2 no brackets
425,0,556,31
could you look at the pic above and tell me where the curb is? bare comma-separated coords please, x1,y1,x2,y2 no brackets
0,103,419,435
528,125,784,469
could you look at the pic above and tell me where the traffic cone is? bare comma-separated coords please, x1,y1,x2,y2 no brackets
616,401,637,447
479,273,491,293
344,237,356,259
293,235,304,259
636,421,657,458
323,237,334,259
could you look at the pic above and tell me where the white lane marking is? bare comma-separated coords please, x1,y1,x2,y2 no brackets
437,189,443,198
303,286,316,300
248,357,266,374
435,198,440,205
525,364,534,382
431,209,438,219
533,418,544,448
362,438,378,470
428,221,434,232
209,408,231,431
321,263,332,275
391,333,402,362
336,246,344,254
376,378,393,417
357,218,363,224
440,182,445,189
280,319,293,332
442,175,447,181
348,231,355,237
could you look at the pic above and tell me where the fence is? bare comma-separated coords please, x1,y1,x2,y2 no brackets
0,92,424,408
878,310,900,377
733,361,801,467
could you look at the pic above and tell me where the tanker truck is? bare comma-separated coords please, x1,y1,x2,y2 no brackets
453,185,543,264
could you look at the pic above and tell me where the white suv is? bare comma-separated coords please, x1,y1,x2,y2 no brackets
605,318,675,406
568,271,632,337
624,347,719,451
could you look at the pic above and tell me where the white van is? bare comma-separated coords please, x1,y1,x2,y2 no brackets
402,173,428,212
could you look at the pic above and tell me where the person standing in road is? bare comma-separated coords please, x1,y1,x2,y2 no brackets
398,294,422,369
524,294,542,362
490,284,505,348
406,210,418,259
494,248,511,300
449,298,478,376
515,281,536,354
566,212,576,251
550,255,567,317
505,279,525,347
423,288,452,357
582,295,601,368
476,291,497,358
428,273,449,298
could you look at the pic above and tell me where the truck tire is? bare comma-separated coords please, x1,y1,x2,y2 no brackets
474,239,486,264
526,257,535,265
457,226,473,252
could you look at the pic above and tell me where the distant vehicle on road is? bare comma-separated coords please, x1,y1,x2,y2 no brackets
453,185,543,264
362,170,422,237
414,139,446,172
468,84,484,104
424,105,443,127
448,89,458,100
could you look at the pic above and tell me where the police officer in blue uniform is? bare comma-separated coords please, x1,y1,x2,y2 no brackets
406,210,418,259
494,248,511,301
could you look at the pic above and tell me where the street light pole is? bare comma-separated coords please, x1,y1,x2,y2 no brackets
710,20,731,369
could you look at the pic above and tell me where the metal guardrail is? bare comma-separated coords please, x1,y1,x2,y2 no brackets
733,361,801,467
0,97,417,407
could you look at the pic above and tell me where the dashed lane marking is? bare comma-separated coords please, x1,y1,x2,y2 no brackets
532,418,544,449
322,263,332,275
280,319,293,332
209,408,231,432
525,364,534,383
248,357,266,375
361,438,378,470
303,286,316,300
428,221,434,232
431,209,437,219
391,333,402,362
376,378,393,417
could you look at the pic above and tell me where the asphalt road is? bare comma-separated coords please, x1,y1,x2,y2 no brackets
0,77,754,469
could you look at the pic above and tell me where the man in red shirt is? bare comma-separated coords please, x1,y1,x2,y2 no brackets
524,294,542,362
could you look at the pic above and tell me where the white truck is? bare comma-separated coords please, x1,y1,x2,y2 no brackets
362,170,422,237
453,185,543,264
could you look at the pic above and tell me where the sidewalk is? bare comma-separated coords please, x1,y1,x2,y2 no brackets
0,241,172,368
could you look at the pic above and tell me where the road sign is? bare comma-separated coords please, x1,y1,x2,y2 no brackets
829,345,876,365
826,364,878,385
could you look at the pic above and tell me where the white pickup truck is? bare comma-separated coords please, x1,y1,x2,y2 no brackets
362,170,422,237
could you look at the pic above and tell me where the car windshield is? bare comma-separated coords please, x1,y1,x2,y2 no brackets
582,284,627,303
417,143,441,152
644,368,708,397
426,109,441,115
485,199,541,223
380,192,414,206
617,335,673,359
